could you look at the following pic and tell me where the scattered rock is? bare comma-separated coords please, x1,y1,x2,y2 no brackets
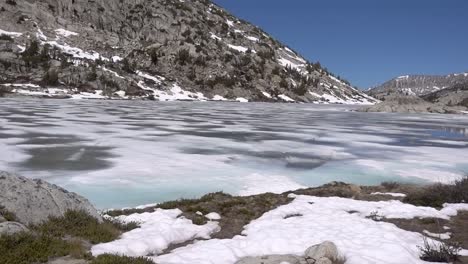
0,215,5,223
0,171,101,225
304,241,338,264
235,254,303,264
0,221,29,236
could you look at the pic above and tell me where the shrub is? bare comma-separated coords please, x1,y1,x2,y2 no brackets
0,34,13,41
418,237,461,262
176,49,191,66
32,210,122,244
404,177,468,208
42,69,59,86
0,232,71,264
90,254,154,264
381,181,400,190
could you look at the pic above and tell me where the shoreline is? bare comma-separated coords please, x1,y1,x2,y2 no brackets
2,172,467,264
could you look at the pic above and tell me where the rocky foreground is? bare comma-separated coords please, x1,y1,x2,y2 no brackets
1,171,468,264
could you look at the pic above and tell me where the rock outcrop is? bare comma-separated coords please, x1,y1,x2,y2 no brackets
0,0,376,104
0,221,29,236
0,171,101,226
357,95,467,114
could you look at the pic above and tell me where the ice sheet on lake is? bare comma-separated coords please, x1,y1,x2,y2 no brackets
0,100,467,208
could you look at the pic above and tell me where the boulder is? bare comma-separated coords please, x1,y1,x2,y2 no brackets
0,215,5,223
235,255,303,264
315,257,333,264
0,171,101,225
0,221,29,236
304,241,338,263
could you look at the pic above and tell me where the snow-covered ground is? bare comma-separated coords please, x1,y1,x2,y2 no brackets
91,195,468,264
92,209,220,257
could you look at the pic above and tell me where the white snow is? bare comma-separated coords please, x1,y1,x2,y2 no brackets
17,45,26,52
205,212,221,221
212,95,228,101
277,57,305,72
112,56,123,62
236,97,249,103
278,94,295,102
92,208,220,257
55,29,79,37
261,91,272,99
210,33,222,41
0,28,23,37
44,40,107,61
1,83,40,88
423,230,451,240
226,19,234,27
102,67,125,79
228,44,250,53
137,71,165,85
370,192,407,198
155,195,468,264
245,36,259,42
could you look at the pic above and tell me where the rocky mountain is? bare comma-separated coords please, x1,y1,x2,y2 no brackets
367,73,468,100
0,0,376,104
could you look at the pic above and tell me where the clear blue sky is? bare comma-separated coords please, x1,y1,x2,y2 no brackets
212,0,468,88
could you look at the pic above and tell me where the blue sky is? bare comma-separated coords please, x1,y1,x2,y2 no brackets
212,0,468,88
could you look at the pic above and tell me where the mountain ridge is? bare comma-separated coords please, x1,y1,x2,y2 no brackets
0,0,376,104
367,72,468,100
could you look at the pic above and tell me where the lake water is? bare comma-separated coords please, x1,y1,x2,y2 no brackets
1,99,468,209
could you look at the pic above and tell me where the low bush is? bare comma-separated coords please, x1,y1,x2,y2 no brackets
418,237,461,262
381,181,400,190
32,210,137,244
0,34,13,41
404,177,468,208
0,232,71,264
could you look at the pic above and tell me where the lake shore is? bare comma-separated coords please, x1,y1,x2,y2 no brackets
1,172,467,264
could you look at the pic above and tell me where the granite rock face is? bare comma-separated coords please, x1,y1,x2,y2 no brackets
0,0,376,104
0,171,101,225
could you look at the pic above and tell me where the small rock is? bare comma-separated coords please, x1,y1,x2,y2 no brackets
235,255,302,264
0,214,5,223
304,241,338,263
315,257,332,264
0,221,29,236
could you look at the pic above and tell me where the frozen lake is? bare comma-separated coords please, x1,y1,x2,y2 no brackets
1,99,468,209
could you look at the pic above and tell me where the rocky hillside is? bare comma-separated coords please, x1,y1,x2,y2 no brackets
0,0,376,104
367,73,468,100
423,81,468,108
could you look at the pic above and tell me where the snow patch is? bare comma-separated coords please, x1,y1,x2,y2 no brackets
370,192,407,198
55,29,79,37
92,209,220,257
0,28,23,37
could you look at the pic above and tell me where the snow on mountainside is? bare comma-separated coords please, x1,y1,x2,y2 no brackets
0,0,376,104
367,73,468,100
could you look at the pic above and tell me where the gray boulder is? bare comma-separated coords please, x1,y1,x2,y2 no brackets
0,171,101,225
0,221,29,236
304,241,338,263
0,215,5,223
235,255,303,264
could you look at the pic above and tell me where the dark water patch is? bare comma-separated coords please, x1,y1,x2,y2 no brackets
16,145,117,171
